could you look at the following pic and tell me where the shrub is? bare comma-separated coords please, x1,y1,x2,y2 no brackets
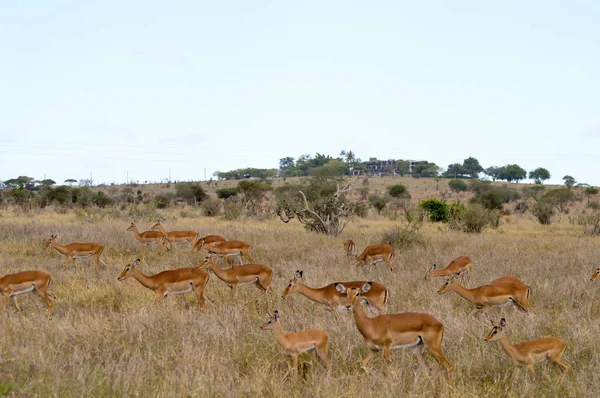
588,201,600,211
93,191,114,208
515,201,529,214
201,199,222,217
71,187,93,207
216,187,239,199
419,199,449,222
448,179,468,194
388,184,409,198
380,209,425,248
531,200,554,225
176,183,208,204
153,195,171,209
222,201,243,220
450,204,500,233
369,195,388,215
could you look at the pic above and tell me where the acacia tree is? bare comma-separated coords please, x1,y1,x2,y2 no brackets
528,167,551,184
500,164,527,183
563,175,576,189
463,157,483,178
584,187,599,203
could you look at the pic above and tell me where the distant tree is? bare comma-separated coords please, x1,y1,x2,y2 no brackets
584,187,599,203
528,167,551,184
543,188,576,213
64,179,77,186
396,160,410,176
279,157,295,169
484,166,503,182
563,175,576,189
369,195,387,215
5,176,36,190
216,187,239,199
463,157,484,178
523,185,546,200
448,179,468,194
412,162,440,178
500,164,527,183
238,180,272,216
40,179,56,187
388,184,409,198
443,163,467,179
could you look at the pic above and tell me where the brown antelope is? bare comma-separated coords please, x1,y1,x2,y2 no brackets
485,318,570,382
150,220,198,250
343,240,356,262
260,310,331,374
198,257,272,298
425,256,472,281
590,268,600,281
126,222,169,257
336,282,452,378
354,244,396,272
438,274,533,315
117,259,210,309
0,270,54,316
203,240,254,268
44,234,107,269
282,270,388,313
191,235,226,253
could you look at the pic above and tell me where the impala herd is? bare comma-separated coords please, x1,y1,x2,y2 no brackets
2,222,595,384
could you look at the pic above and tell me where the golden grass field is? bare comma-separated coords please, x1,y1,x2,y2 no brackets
0,206,599,397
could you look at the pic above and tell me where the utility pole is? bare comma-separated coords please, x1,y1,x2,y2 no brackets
90,172,93,186
204,168,206,181
127,170,129,184
169,169,171,183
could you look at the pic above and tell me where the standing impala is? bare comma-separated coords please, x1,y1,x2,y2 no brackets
438,274,533,315
343,240,356,263
151,220,198,250
198,257,272,298
117,259,210,309
354,243,396,272
191,235,226,253
336,282,452,378
485,318,570,382
126,222,169,257
590,267,600,281
425,256,472,281
45,234,108,269
203,240,254,268
282,270,388,313
1,270,54,316
260,310,331,374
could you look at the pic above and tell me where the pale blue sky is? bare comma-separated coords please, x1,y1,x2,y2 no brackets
1,1,599,185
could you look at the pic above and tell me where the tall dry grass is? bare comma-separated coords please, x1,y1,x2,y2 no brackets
0,209,599,397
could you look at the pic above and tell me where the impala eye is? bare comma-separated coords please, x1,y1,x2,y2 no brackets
288,284,292,287
493,330,497,334
126,268,130,271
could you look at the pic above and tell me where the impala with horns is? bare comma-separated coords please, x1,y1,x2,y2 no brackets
118,259,210,309
151,220,198,250
354,243,396,272
343,240,356,263
0,270,54,317
438,274,533,315
203,240,254,268
198,257,272,298
261,310,331,374
191,235,226,253
282,270,388,313
591,267,600,281
485,318,569,382
44,234,108,269
126,222,169,257
336,282,452,378
425,256,472,281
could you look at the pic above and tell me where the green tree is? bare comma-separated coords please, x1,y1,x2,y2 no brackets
40,179,56,187
484,166,503,182
388,184,409,198
215,187,239,199
396,160,410,176
279,157,295,169
64,178,77,186
528,167,551,184
419,199,449,222
500,164,527,183
462,157,483,178
584,187,599,203
238,180,272,216
542,188,576,213
369,195,387,215
448,179,468,194
443,163,467,179
412,162,440,178
563,175,576,189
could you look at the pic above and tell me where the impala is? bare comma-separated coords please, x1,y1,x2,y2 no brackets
203,240,254,268
0,270,54,316
354,244,396,272
438,274,533,314
191,235,226,253
485,318,570,382
126,222,169,256
282,270,388,313
198,257,272,298
151,220,198,250
343,240,356,262
117,259,210,309
336,282,452,378
44,234,107,269
260,310,330,374
425,256,472,281
591,267,600,281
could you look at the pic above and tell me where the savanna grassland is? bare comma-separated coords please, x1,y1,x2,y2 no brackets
0,206,599,397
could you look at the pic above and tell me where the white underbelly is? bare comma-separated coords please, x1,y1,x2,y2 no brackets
492,301,513,308
166,285,194,295
298,345,316,354
74,253,92,259
238,278,259,286
11,286,35,296
392,339,422,349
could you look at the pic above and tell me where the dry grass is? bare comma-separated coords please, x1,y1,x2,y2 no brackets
0,208,599,397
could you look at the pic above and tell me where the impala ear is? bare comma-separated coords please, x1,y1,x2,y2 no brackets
335,283,347,294
54,234,58,239
133,258,141,267
431,264,436,270
360,282,372,293
490,320,494,326
273,310,280,320
294,270,302,280
266,312,272,318
500,318,506,328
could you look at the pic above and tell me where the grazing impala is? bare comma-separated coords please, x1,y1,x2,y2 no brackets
282,270,388,313
198,257,272,298
343,240,356,262
485,318,570,382
126,222,169,257
425,256,472,281
44,234,107,269
0,270,54,316
336,282,452,378
438,274,533,315
151,220,198,250
191,235,226,253
591,268,600,281
354,244,396,272
260,310,331,374
203,240,254,268
117,259,210,309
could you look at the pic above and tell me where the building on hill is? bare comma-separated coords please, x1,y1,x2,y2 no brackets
354,158,428,176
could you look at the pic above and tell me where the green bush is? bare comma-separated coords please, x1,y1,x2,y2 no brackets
369,195,388,215
419,199,449,222
175,183,208,204
153,195,170,209
450,204,500,233
93,191,114,208
216,187,239,199
201,199,222,217
448,179,468,193
222,201,243,220
531,200,554,225
388,184,409,198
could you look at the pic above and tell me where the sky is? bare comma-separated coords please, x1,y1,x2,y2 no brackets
1,1,599,186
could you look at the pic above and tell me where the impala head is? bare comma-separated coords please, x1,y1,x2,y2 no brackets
193,238,207,252
424,264,437,281
281,270,303,299
484,318,506,342
44,234,57,249
126,222,136,232
591,268,600,281
118,259,141,281
150,220,162,231
335,282,372,310
260,310,280,330
438,273,460,294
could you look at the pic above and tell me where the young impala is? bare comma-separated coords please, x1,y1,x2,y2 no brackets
485,318,570,382
44,234,107,269
198,257,272,298
150,220,198,250
336,282,452,379
0,270,54,317
260,310,331,374
343,240,356,263
117,259,210,309
425,256,472,282
191,235,226,253
281,270,388,313
590,267,600,281
203,240,254,268
126,222,169,257
438,274,533,315
354,243,396,272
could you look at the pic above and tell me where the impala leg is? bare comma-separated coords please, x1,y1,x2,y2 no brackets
223,255,229,268
2,294,9,315
468,306,484,316
291,355,299,374
424,344,452,380
63,255,75,270
36,288,54,315
511,367,520,384
244,251,254,264
230,283,238,299
412,346,429,373
152,293,166,309
526,364,535,382
315,341,331,373
361,347,377,373
11,296,22,315
193,286,205,309
384,256,396,272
